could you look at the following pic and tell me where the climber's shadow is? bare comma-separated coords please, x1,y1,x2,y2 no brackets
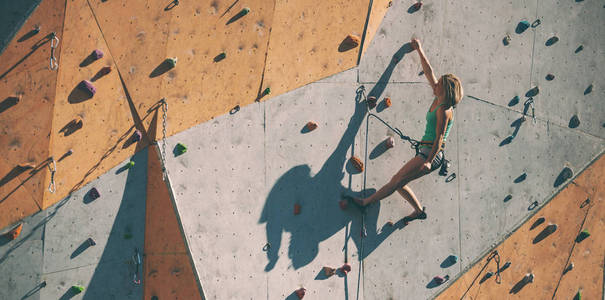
260,46,412,271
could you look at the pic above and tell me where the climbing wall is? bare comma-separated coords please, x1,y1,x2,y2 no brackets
436,153,604,299
0,149,147,299
0,0,65,229
43,0,147,210
144,146,203,300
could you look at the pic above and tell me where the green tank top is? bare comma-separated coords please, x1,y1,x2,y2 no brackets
420,102,453,148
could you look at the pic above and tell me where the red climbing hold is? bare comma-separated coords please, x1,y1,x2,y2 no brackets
305,121,318,132
350,156,364,172
340,263,352,275
339,199,348,210
412,2,423,10
294,203,301,215
367,96,377,109
5,223,23,240
385,136,395,149
295,287,306,299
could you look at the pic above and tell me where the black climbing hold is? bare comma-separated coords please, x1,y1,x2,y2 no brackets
503,35,511,46
514,173,527,183
574,45,584,53
214,52,226,62
499,261,511,272
131,130,142,142
583,84,592,95
503,195,512,202
574,290,581,300
33,25,41,34
174,143,187,156
89,187,100,200
152,296,159,300
515,21,530,34
263,87,271,95
166,57,177,68
525,86,539,97
569,115,580,128
87,237,96,246
226,7,251,25
531,19,541,28
229,105,240,115
78,80,96,97
545,74,555,81
528,201,538,211
545,36,559,46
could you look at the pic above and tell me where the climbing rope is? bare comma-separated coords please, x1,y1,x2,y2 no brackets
159,98,169,181
49,32,59,70
47,157,56,193
460,250,501,299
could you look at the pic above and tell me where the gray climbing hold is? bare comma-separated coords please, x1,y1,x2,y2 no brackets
569,115,580,128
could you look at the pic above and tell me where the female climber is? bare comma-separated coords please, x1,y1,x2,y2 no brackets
352,38,463,221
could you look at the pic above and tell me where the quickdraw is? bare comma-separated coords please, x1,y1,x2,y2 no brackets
47,157,56,193
49,32,59,70
133,248,142,285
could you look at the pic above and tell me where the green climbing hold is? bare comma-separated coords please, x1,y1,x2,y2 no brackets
263,87,271,95
576,229,590,242
175,143,187,155
166,57,178,68
574,290,581,300
71,285,84,294
126,161,135,169
240,7,250,15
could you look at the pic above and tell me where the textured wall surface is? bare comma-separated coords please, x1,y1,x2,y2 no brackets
0,149,147,300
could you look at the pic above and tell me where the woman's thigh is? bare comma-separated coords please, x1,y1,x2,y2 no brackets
391,155,426,186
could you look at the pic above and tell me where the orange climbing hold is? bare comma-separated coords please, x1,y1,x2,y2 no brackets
294,203,301,215
350,156,364,172
5,223,23,240
295,287,306,299
305,121,318,132
384,97,392,108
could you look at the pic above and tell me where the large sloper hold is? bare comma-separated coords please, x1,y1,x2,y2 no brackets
0,0,66,229
43,0,145,209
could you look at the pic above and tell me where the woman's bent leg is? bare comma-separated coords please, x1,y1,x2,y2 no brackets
397,185,422,212
362,156,426,205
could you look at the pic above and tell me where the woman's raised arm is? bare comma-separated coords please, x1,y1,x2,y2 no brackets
411,38,438,94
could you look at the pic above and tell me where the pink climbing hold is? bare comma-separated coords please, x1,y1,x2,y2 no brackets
78,80,96,96
93,49,104,60
131,130,142,142
434,275,449,284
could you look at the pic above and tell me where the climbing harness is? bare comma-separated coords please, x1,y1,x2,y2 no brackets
49,32,59,70
133,248,142,285
460,250,502,299
47,157,56,193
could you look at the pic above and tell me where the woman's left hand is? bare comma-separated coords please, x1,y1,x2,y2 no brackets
420,161,432,173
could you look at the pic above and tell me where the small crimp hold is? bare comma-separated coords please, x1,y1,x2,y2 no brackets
166,57,178,68
434,275,449,284
384,97,392,108
71,285,84,294
503,34,511,46
240,7,250,16
349,156,364,172
294,203,301,215
92,49,104,60
323,266,336,277
523,273,534,283
78,80,96,96
263,87,271,95
517,20,530,33
305,121,318,132
576,229,590,242
175,143,187,155
385,136,395,149
575,45,584,53
546,74,555,81
89,187,100,200
343,34,361,47
87,237,96,246
386,221,394,227
367,96,377,109
125,161,135,169
546,36,559,46
564,262,574,273
131,130,142,142
295,287,306,299
5,223,23,241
